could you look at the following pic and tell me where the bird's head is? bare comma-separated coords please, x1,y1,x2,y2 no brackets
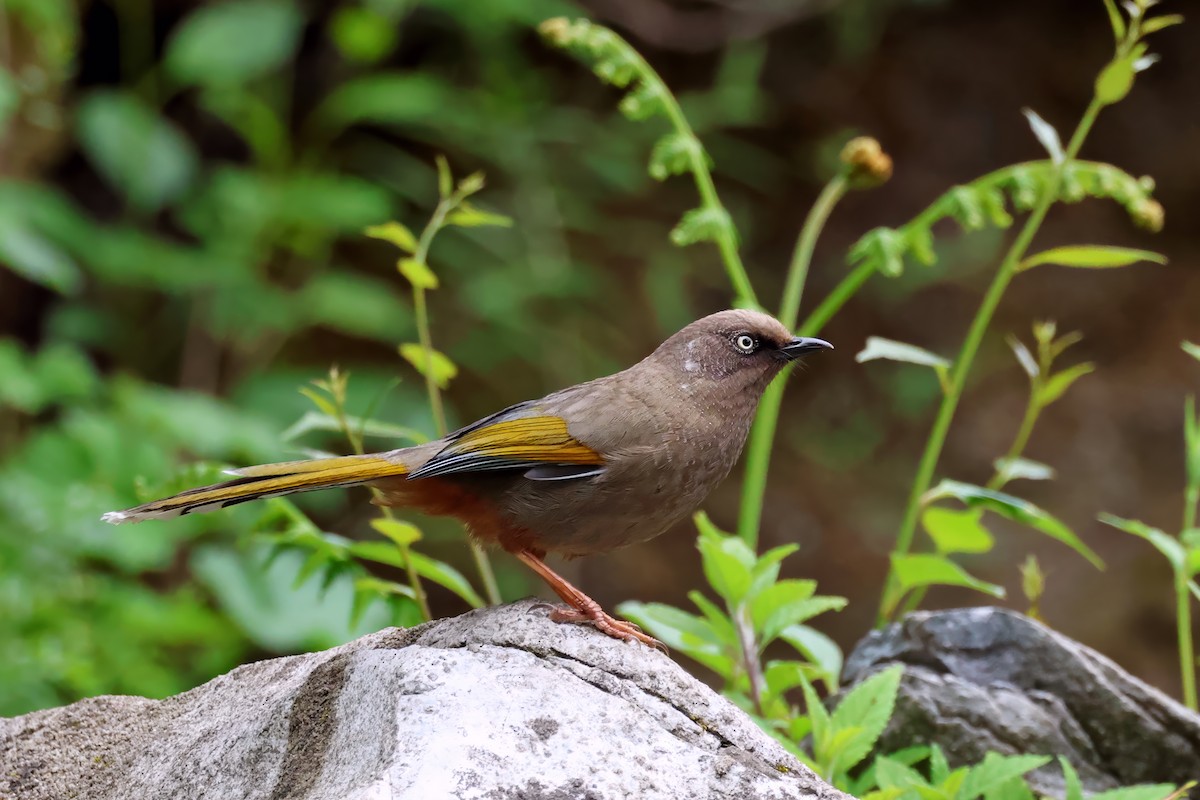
652,309,833,398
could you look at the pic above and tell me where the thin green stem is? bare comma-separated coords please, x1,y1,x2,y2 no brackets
779,176,849,329
331,374,432,620
1184,485,1198,536
737,261,877,545
881,95,1106,625
987,390,1041,491
1177,570,1197,710
410,199,503,607
412,287,447,434
614,48,757,307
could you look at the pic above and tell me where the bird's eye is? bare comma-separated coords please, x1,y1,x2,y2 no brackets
733,334,758,354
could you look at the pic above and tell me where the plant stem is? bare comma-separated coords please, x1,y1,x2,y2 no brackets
987,390,1041,491
331,373,433,620
880,96,1106,625
736,176,854,547
779,176,849,329
1185,484,1198,538
411,202,503,607
412,287,447,434
1177,569,1197,710
734,605,766,718
616,53,758,308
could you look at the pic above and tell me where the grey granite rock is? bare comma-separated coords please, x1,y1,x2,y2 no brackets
1,599,848,800
843,607,1200,796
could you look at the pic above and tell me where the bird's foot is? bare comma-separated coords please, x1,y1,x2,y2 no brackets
541,603,667,652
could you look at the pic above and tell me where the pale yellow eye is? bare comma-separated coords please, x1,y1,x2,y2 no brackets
734,334,757,353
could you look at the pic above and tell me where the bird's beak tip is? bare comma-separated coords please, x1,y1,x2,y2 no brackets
779,336,834,360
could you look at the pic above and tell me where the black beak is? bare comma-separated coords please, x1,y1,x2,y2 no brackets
776,337,834,361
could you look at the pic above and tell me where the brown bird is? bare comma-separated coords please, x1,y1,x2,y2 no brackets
104,310,831,647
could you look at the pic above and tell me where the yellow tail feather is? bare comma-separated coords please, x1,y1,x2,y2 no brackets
102,454,409,524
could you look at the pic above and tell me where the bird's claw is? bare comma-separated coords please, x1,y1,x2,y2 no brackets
543,604,667,652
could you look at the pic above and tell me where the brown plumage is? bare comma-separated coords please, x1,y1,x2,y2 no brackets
104,309,832,647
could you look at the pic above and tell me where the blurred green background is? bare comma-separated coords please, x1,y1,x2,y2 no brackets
1,0,1195,716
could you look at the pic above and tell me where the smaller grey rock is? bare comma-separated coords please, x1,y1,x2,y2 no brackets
1,600,850,800
843,607,1200,796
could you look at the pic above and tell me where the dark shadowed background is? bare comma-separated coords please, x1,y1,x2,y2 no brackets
1,0,1196,716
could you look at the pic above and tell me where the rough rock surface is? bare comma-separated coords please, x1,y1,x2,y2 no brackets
843,607,1200,796
1,599,847,800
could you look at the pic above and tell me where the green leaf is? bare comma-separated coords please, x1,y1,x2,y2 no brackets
76,91,198,212
309,73,454,132
0,219,82,295
1019,245,1165,272
1021,108,1064,165
669,206,734,247
1038,363,1095,406
778,624,844,693
959,753,1051,800
856,337,950,370
929,745,950,786
648,132,703,181
747,543,800,599
873,754,929,792
798,673,831,760
1100,0,1127,42
445,203,513,228
281,411,428,445
993,457,1056,484
1183,342,1200,363
618,601,734,677
694,512,755,604
984,776,1036,800
924,480,1105,569
408,551,484,608
165,0,303,86
890,554,1006,600
329,6,396,64
1096,55,1137,105
922,507,994,555
348,540,407,569
1099,514,1185,572
1141,15,1184,36
300,272,412,341
1058,756,1084,800
751,581,847,646
398,343,457,389
370,518,423,548
365,221,418,253
828,665,903,773
1089,786,1181,800
398,258,439,290
435,155,453,199
298,387,338,418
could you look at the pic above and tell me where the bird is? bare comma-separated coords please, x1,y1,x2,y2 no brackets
104,309,832,647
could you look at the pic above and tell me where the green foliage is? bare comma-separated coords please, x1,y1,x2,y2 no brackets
621,513,847,705
847,160,1161,280
0,5,1190,797
1097,338,1200,711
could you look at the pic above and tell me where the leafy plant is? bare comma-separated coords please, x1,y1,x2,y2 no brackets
853,0,1172,624
545,0,1183,782
621,513,846,734
260,159,515,622
1099,342,1200,710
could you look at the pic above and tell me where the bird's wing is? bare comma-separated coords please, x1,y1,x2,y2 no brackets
408,399,606,481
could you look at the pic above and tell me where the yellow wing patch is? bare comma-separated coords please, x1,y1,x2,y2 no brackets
409,415,604,480
454,417,604,464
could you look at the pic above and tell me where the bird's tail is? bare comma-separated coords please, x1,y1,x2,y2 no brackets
102,453,410,524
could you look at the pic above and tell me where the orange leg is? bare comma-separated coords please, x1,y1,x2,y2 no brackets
515,550,665,651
